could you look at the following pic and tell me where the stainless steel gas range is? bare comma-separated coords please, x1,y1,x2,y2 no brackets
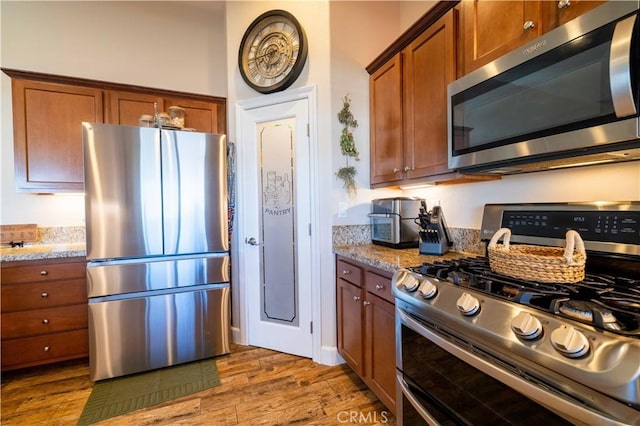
392,202,639,426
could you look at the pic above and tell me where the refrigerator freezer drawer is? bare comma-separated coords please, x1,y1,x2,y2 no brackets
88,286,230,381
87,254,229,298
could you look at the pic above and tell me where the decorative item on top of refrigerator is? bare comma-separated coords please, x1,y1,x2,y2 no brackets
417,201,453,255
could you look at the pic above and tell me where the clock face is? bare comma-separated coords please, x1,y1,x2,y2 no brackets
239,10,308,94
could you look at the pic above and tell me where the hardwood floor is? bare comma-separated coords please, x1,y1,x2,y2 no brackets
1,344,396,425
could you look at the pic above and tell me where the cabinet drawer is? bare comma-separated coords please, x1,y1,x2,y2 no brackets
2,304,87,339
1,278,87,312
2,261,85,284
336,259,363,286
365,271,394,304
1,329,89,370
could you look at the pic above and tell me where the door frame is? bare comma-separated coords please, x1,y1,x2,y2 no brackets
234,85,321,361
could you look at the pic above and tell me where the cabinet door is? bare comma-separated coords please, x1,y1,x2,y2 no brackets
106,91,164,126
403,10,455,180
365,289,396,414
164,98,225,134
460,0,543,75
11,80,103,192
542,0,606,32
337,278,364,375
369,55,404,185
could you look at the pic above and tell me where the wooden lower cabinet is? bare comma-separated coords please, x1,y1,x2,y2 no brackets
336,256,396,414
1,257,89,371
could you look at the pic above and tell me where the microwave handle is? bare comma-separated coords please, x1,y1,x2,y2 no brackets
609,13,637,118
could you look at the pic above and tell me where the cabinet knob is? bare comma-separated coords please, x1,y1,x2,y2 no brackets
558,0,570,9
342,270,351,275
392,168,400,173
43,346,50,352
523,20,535,30
353,296,361,302
41,292,49,298
40,270,48,276
403,166,410,172
363,301,371,306
42,319,49,324
375,284,384,291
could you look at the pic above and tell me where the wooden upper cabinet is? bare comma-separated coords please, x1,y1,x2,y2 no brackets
459,0,607,76
542,0,606,31
4,69,227,193
11,79,103,192
370,55,404,185
164,98,224,134
403,10,455,179
107,94,226,134
460,0,543,76
370,10,457,187
106,91,164,126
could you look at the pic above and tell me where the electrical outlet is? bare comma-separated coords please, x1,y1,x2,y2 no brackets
338,202,348,218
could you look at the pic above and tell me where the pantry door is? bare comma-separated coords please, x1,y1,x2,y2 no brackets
236,88,316,358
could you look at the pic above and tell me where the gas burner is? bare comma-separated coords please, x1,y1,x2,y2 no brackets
557,300,618,325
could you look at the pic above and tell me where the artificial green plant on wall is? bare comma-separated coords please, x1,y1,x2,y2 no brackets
336,94,359,197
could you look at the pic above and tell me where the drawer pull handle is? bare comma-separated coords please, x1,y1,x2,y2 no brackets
41,292,49,298
42,319,49,324
40,270,48,276
353,296,360,302
363,301,371,306
342,270,351,275
43,346,50,352
375,284,384,291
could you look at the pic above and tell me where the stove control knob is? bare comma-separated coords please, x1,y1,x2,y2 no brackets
550,326,590,358
392,270,420,292
456,292,480,316
511,312,542,340
418,278,438,299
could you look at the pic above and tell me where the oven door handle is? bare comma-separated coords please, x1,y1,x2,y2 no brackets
396,371,441,426
609,13,637,118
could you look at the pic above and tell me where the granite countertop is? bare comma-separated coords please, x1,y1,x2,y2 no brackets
334,244,477,273
0,242,87,262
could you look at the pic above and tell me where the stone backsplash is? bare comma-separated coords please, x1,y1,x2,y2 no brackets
37,226,85,244
333,225,485,255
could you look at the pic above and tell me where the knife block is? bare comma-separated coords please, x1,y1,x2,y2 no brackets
419,240,450,255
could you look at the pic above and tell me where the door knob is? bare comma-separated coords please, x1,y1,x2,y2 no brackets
245,237,259,246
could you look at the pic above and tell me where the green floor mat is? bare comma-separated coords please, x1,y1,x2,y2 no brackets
77,359,221,425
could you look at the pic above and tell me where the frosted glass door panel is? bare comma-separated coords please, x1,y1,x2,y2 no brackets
259,120,298,326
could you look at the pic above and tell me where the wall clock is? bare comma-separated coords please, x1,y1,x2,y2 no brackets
238,10,308,94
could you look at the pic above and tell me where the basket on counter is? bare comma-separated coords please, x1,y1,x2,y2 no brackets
487,228,586,283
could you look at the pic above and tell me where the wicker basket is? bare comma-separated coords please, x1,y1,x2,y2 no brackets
487,228,586,283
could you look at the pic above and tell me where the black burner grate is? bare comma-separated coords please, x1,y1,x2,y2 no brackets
411,257,640,336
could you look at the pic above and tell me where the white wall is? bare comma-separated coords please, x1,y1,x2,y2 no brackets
405,162,640,230
0,0,227,226
330,1,434,225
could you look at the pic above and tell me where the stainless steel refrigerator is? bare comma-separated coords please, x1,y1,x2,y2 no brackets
82,123,230,381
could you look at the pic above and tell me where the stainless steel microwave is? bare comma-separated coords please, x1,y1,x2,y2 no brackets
448,1,640,175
